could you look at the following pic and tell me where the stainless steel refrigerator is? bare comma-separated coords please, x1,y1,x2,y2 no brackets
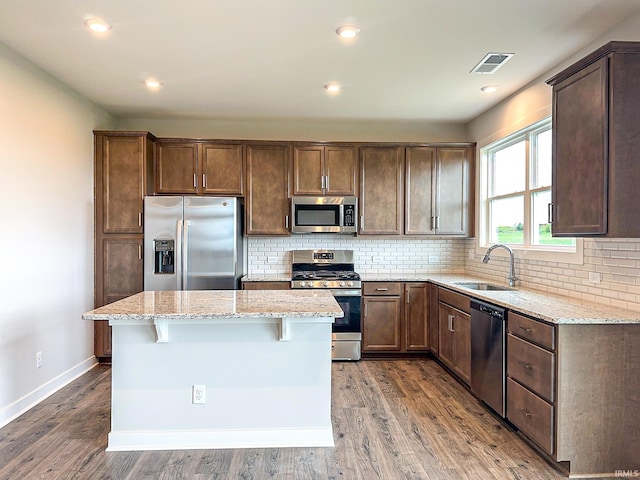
144,196,244,291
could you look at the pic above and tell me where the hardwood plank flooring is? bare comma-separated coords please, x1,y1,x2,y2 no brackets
0,360,565,479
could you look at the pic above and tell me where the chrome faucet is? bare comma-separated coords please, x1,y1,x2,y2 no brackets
482,244,518,287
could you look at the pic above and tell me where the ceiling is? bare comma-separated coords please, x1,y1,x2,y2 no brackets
2,0,640,124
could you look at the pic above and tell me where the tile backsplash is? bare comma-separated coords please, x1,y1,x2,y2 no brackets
248,235,640,313
247,235,466,277
464,238,640,313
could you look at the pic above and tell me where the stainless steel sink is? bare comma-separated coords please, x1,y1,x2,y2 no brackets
454,282,513,291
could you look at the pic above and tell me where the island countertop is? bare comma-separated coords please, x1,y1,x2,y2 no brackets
83,289,344,321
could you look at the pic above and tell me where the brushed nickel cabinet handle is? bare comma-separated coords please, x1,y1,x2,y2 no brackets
519,326,533,333
376,288,388,291
285,215,289,229
431,216,435,230
548,203,553,224
364,304,368,317
138,245,142,260
138,212,142,228
435,216,440,230
325,175,330,191
193,174,197,188
448,314,454,332
360,215,364,233
203,174,207,188
519,409,533,418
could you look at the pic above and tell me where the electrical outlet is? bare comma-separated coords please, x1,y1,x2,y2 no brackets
192,385,206,404
267,256,277,264
428,256,439,263
588,272,601,284
36,351,43,368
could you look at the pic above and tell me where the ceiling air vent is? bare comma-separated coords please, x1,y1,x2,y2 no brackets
470,52,514,74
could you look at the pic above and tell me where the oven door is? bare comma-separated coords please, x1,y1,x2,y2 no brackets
330,289,361,361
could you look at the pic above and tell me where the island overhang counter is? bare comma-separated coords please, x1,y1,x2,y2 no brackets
82,289,344,452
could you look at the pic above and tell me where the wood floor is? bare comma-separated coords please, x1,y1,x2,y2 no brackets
0,359,565,479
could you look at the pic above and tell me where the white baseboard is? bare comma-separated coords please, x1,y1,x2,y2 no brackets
107,427,335,451
0,356,98,428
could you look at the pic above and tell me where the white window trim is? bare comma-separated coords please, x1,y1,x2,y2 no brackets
475,118,584,265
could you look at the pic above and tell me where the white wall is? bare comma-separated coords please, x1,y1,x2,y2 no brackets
465,12,640,312
0,42,115,427
117,116,468,143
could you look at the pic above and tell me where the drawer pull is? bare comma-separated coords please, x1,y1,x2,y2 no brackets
518,361,533,370
519,326,533,333
375,288,388,291
519,408,533,418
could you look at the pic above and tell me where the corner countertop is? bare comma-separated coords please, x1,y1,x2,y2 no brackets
83,290,344,321
240,274,640,325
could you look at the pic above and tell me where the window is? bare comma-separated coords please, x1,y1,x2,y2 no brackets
480,118,576,252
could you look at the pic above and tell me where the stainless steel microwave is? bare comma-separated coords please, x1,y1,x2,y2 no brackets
291,196,357,234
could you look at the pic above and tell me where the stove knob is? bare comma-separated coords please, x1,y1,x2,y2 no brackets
323,281,330,287
347,281,353,287
308,283,314,288
300,281,306,287
340,281,346,287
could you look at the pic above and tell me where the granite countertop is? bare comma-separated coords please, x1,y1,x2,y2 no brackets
83,290,344,321
241,274,640,324
425,274,640,325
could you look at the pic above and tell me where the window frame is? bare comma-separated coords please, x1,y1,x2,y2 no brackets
477,117,583,264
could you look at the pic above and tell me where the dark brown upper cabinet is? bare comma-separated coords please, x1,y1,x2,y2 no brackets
359,146,404,235
155,140,243,196
292,144,357,196
547,41,640,237
405,146,474,236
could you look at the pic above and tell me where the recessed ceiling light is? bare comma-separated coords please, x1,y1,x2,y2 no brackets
144,79,163,89
84,16,111,33
481,85,498,93
336,25,360,39
324,83,342,94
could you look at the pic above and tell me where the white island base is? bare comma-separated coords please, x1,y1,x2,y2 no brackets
83,290,342,452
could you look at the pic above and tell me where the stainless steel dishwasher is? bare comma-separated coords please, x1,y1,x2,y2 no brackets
470,299,507,417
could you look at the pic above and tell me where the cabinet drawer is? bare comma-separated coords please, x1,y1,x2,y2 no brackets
437,287,470,314
363,282,402,296
508,311,555,350
507,334,555,403
507,378,554,455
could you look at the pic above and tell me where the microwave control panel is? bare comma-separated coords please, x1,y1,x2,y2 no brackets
343,205,356,226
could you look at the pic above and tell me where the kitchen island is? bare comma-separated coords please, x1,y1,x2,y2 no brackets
82,289,343,452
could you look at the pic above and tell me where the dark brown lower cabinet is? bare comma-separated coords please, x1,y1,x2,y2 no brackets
437,288,471,385
241,281,291,290
362,282,429,354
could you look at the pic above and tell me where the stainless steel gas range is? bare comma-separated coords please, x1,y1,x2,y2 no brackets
291,250,361,361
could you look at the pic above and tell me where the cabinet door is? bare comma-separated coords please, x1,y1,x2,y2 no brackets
155,141,198,194
435,147,472,235
325,146,357,195
292,146,324,195
102,237,144,305
94,320,112,358
360,146,404,235
242,281,290,290
405,147,436,234
438,303,454,368
99,135,148,234
245,144,291,235
404,283,429,351
452,308,471,385
201,143,243,195
362,296,402,351
428,283,439,355
552,57,608,235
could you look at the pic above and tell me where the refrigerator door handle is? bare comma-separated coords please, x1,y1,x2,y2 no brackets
182,219,190,289
176,220,183,290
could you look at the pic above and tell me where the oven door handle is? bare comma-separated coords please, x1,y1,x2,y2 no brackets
329,289,362,297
